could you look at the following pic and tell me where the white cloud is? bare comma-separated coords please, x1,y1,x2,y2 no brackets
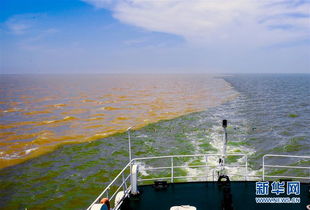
5,14,43,35
4,14,59,51
124,38,147,45
7,23,30,35
83,0,310,47
81,0,115,8
18,28,59,51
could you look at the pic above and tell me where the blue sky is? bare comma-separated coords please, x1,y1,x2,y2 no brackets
1,0,310,74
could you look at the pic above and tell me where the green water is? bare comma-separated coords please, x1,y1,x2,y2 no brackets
0,112,211,209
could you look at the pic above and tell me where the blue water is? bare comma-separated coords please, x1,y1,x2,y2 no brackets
223,74,310,156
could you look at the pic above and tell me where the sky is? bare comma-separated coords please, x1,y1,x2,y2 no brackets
0,0,310,74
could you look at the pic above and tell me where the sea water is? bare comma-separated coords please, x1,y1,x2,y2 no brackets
0,74,309,209
0,74,234,169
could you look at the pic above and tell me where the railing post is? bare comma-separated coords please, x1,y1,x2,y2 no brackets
127,127,132,162
122,173,126,192
262,155,265,181
171,157,174,183
205,155,208,181
245,155,248,181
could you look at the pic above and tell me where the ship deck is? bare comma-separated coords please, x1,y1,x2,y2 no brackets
120,181,309,210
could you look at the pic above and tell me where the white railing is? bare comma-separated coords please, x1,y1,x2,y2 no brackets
87,153,248,210
86,162,132,210
133,153,249,183
87,153,310,210
262,154,310,181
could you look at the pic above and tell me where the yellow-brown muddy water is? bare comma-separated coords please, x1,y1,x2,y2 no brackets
0,74,237,168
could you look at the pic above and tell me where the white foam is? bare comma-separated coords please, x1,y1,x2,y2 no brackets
182,123,259,181
25,147,38,155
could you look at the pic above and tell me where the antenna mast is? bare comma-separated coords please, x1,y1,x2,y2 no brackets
222,119,228,158
219,120,228,174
